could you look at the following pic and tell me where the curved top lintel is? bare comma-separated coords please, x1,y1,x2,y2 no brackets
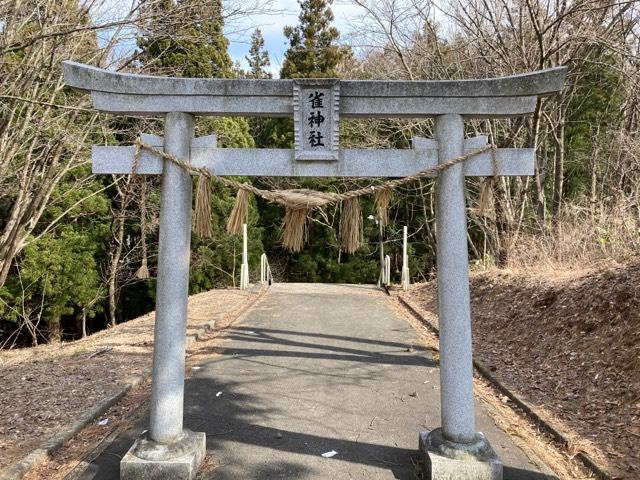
63,61,566,99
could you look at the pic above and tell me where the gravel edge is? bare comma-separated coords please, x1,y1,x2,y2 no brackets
396,294,611,480
0,286,266,480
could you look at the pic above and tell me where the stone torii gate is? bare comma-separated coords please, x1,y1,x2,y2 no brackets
63,61,565,480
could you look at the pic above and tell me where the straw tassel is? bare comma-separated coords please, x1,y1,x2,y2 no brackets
227,188,250,236
136,256,150,280
282,207,309,253
135,178,150,279
374,188,393,227
194,175,213,237
478,178,494,217
479,144,499,217
340,197,363,254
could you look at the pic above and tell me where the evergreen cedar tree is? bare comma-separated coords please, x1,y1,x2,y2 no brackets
136,0,232,78
246,29,272,79
281,0,350,79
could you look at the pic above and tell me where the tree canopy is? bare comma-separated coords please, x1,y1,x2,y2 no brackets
2,0,640,346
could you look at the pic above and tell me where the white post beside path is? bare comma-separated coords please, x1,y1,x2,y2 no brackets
402,226,410,291
121,112,205,480
377,221,384,287
384,255,391,285
419,114,502,479
240,223,249,290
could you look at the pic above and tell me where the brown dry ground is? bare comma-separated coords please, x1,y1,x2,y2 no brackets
388,298,595,480
400,261,640,480
0,288,257,472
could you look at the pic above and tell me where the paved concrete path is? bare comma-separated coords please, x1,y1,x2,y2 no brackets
76,284,554,480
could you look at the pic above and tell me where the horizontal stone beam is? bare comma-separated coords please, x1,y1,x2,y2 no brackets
89,92,538,118
93,142,533,178
63,62,566,118
65,62,566,97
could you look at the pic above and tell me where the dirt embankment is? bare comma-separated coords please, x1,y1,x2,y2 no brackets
0,288,255,473
402,262,640,480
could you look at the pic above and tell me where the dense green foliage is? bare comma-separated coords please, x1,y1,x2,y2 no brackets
137,0,233,78
564,55,624,199
1,171,109,342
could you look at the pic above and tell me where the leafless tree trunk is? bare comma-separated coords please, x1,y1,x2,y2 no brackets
552,118,566,222
107,177,132,327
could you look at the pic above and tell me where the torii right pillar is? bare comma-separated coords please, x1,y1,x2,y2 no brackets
415,66,568,478
419,113,502,479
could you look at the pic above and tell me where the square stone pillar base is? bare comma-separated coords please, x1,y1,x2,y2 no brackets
121,429,206,480
419,429,503,480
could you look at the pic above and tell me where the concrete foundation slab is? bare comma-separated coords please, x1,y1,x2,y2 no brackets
420,428,503,480
120,429,205,480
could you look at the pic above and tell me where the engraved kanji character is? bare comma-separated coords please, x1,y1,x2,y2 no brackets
308,91,325,109
308,110,325,127
308,131,325,147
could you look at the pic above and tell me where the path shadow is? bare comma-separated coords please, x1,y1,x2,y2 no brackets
504,466,559,479
230,326,431,351
214,327,436,368
74,374,557,480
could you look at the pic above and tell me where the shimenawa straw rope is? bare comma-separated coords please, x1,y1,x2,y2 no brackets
131,139,498,252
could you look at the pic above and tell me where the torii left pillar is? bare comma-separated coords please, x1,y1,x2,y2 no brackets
120,112,206,480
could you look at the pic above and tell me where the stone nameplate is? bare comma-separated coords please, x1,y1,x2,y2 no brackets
293,78,340,161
